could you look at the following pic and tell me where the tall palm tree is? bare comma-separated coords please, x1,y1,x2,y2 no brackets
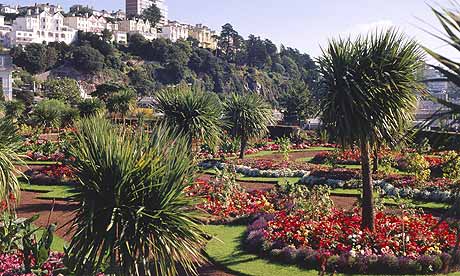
0,119,22,204
154,84,222,151
66,117,206,276
318,29,424,230
223,93,274,159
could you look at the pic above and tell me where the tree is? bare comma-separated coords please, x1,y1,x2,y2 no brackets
317,29,423,231
3,100,25,122
42,78,81,105
78,98,104,117
154,84,222,151
0,119,22,204
101,29,113,42
67,117,206,275
278,81,315,124
72,45,105,73
11,44,58,74
141,4,162,27
223,93,274,159
106,89,136,123
92,83,125,103
217,23,245,62
33,99,68,129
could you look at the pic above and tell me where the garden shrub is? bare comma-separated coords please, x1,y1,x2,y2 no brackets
404,153,430,182
442,151,460,180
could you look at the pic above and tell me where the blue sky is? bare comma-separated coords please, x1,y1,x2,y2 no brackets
3,0,459,60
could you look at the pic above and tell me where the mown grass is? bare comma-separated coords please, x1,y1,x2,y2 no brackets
204,225,320,276
20,182,76,200
203,224,460,276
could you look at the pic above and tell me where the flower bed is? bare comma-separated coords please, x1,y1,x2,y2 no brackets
25,164,75,185
245,209,456,274
200,161,312,178
0,252,64,276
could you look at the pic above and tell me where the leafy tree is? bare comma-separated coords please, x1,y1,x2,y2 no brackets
66,118,206,275
154,84,222,150
42,78,81,105
101,29,113,42
217,23,245,63
141,4,162,27
77,31,114,56
33,99,68,129
318,30,423,231
78,98,104,117
11,44,58,74
72,45,105,73
278,81,315,124
69,5,93,16
246,35,270,68
3,100,25,122
92,83,125,103
223,93,274,159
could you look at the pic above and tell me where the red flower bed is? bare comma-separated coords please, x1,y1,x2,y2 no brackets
0,252,65,276
309,168,360,181
38,164,75,179
187,180,272,220
260,209,455,258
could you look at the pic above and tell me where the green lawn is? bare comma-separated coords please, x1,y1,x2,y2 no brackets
20,182,76,200
36,228,67,252
203,224,460,276
204,225,319,276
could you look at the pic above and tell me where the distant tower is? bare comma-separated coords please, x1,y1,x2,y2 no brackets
0,52,13,101
126,0,168,24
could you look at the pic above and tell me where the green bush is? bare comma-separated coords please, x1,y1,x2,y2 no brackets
442,151,460,180
405,153,430,182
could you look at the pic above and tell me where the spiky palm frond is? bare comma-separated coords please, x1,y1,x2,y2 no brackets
318,29,424,146
154,84,222,149
422,3,460,127
223,93,274,140
66,117,206,276
0,119,23,203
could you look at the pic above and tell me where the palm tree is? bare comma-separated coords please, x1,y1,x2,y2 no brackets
318,29,424,230
154,84,222,151
223,93,274,159
77,98,104,118
106,89,136,124
0,119,22,205
3,100,25,122
33,99,67,130
66,117,206,276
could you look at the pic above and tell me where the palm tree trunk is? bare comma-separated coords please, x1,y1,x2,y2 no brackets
372,145,379,174
239,136,247,159
360,139,375,231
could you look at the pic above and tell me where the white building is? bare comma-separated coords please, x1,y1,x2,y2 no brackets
189,24,217,50
10,9,77,46
0,4,19,14
0,16,11,47
0,53,13,100
160,20,188,42
119,18,157,40
64,14,109,33
126,0,168,25
18,3,63,14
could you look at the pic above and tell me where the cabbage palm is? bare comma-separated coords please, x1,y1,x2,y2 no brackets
154,84,222,151
223,93,274,159
421,4,460,125
106,89,136,124
318,29,424,230
0,119,22,204
66,117,206,276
